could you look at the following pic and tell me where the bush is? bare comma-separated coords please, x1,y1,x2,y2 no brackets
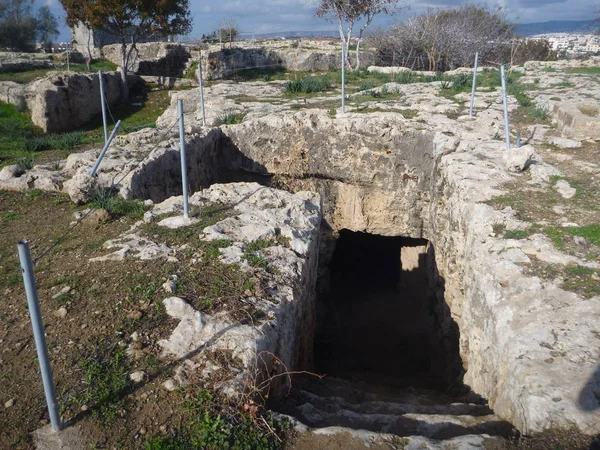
285,75,331,94
88,186,149,219
531,106,548,121
367,5,516,71
15,151,35,171
212,110,246,127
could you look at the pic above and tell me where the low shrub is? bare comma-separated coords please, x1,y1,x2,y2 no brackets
285,75,331,94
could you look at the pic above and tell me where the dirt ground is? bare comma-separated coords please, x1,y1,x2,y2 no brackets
0,190,198,448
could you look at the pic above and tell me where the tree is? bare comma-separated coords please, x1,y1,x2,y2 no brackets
60,0,192,102
368,6,515,71
0,0,38,51
316,0,401,71
218,19,239,48
36,5,58,51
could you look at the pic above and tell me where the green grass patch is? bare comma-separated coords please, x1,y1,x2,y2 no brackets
0,59,118,84
0,85,169,167
74,342,131,422
88,187,150,220
213,110,246,127
564,224,600,246
233,66,288,82
504,229,529,240
144,391,287,450
564,265,600,298
564,67,600,74
242,239,275,270
285,75,332,95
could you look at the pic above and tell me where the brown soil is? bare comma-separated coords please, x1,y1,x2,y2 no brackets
284,431,393,450
0,190,195,448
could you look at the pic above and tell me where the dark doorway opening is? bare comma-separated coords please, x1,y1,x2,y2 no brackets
314,229,462,390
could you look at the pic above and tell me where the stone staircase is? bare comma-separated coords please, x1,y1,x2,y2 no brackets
275,375,515,441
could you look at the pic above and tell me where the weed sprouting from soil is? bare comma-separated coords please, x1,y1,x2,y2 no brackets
88,187,150,219
73,341,131,422
213,110,246,127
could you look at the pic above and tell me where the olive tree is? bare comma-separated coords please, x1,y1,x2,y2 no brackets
60,0,192,102
316,0,401,71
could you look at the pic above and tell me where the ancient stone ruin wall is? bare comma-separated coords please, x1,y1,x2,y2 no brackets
25,71,122,133
95,108,600,435
102,43,191,77
201,48,376,80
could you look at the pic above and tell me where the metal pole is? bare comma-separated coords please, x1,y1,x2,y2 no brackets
197,59,207,127
501,65,510,149
469,52,478,117
341,41,346,114
89,120,122,177
178,99,190,219
17,241,61,432
99,70,109,143
516,131,521,148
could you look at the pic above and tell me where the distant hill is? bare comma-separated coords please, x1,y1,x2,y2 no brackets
515,20,596,36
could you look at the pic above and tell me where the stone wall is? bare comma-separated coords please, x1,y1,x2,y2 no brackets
102,43,191,77
0,81,25,106
25,71,122,133
202,47,376,80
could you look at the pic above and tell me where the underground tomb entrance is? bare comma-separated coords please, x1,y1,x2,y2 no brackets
314,229,463,391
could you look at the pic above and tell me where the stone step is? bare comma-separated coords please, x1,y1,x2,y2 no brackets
292,401,514,439
292,375,487,409
295,388,494,417
275,375,515,440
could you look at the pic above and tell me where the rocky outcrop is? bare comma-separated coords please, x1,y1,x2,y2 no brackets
6,58,600,438
25,71,122,132
102,43,191,77
92,182,322,400
0,59,53,73
0,81,25,106
202,47,375,80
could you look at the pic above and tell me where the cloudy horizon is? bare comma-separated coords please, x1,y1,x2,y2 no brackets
38,0,600,43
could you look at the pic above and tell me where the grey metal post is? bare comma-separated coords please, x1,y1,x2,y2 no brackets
501,65,510,149
197,59,207,127
469,52,479,116
17,240,61,432
89,120,122,177
341,41,346,114
516,131,521,148
99,70,109,143
178,99,190,218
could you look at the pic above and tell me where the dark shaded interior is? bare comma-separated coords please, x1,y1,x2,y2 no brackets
314,229,463,390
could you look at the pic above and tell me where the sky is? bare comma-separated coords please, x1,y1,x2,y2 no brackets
38,0,600,43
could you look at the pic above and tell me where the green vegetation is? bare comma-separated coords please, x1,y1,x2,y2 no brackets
242,239,275,269
564,265,600,298
285,75,332,94
213,110,246,127
74,342,131,422
88,187,150,219
144,391,286,450
564,67,600,74
0,85,169,167
0,59,118,84
504,229,529,240
233,66,287,82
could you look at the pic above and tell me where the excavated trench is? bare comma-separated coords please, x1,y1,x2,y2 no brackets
125,126,516,439
268,231,516,440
